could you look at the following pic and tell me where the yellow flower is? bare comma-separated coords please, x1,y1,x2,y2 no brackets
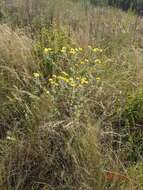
61,47,67,53
69,48,76,55
52,75,57,78
69,77,74,82
44,48,48,53
78,47,83,51
85,59,89,63
57,76,69,83
92,48,98,52
80,77,88,85
46,90,50,95
98,49,103,53
92,48,103,53
80,61,85,65
49,78,59,86
6,136,16,141
68,77,76,87
62,46,66,50
33,73,40,78
49,78,53,82
94,59,101,64
44,48,52,53
69,82,76,87
96,77,101,81
61,71,69,77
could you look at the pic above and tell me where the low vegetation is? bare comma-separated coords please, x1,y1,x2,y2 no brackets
0,0,143,189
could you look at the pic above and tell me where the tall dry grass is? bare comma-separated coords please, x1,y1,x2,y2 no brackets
0,1,143,189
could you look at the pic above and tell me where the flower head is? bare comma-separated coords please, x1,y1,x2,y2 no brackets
44,48,52,53
79,47,83,51
46,90,50,95
80,77,89,85
94,59,102,64
92,48,103,53
80,61,85,65
61,47,67,53
57,76,69,83
85,59,89,63
69,48,76,55
33,73,40,78
61,71,69,77
6,136,16,141
96,77,101,81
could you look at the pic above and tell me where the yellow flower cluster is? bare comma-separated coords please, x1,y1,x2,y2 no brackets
79,59,89,65
43,47,83,55
48,78,59,87
60,47,83,54
92,48,103,53
48,71,89,88
88,45,103,53
43,46,102,55
41,45,102,90
79,58,102,65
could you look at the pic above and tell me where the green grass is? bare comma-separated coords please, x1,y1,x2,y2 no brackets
0,0,143,189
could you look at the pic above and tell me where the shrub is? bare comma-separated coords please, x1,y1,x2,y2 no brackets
117,91,143,163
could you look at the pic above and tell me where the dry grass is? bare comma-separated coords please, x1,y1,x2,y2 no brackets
0,1,143,190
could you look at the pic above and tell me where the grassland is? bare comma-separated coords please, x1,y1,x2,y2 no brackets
0,0,143,189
